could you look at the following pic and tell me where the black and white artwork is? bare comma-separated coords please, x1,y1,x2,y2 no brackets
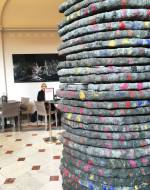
12,54,62,82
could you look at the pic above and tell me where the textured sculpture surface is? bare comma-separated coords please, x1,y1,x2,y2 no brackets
57,1,150,189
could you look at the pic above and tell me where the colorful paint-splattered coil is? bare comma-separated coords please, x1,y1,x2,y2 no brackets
58,0,150,189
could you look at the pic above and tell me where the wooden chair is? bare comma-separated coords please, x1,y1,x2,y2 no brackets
0,102,20,132
35,101,58,131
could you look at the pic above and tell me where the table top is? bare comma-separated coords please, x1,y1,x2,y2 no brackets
0,100,20,107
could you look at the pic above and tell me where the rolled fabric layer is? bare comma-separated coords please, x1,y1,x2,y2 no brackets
60,0,150,17
61,21,150,41
59,30,150,50
59,9,150,36
58,57,150,69
58,0,150,189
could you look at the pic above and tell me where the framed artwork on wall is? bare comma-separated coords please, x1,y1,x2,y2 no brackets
12,54,63,83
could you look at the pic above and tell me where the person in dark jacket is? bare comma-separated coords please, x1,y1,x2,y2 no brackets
37,83,47,101
31,83,47,122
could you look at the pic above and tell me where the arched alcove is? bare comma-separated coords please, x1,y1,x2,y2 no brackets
0,0,64,29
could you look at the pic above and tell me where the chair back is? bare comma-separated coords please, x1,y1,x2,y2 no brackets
21,97,29,104
35,101,46,116
2,102,20,118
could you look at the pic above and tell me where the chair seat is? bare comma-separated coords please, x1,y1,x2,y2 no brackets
47,110,57,114
35,101,58,131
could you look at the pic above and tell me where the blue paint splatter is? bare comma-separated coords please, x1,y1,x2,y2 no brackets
132,22,140,30
88,182,94,190
146,39,150,46
137,39,143,46
103,185,107,190
137,100,143,107
110,186,115,190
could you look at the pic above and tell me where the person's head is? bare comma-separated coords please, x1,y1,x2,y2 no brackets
41,83,47,91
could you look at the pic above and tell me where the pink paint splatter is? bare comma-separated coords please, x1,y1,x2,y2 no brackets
141,158,149,165
83,164,92,172
80,108,84,114
120,83,128,90
137,83,143,90
63,168,70,177
99,117,105,122
98,169,104,176
128,58,134,65
129,160,137,168
122,9,127,17
88,160,94,165
106,133,113,140
113,102,118,108
77,160,82,167
86,101,93,108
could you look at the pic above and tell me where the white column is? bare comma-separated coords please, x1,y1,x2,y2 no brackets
0,30,7,96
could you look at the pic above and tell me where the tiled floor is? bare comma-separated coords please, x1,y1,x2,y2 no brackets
0,129,63,190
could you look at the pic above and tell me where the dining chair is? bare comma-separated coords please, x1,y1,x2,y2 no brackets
0,102,20,132
20,97,30,121
35,101,58,131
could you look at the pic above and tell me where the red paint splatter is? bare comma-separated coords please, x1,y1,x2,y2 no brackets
91,4,97,14
125,101,131,108
90,18,96,25
119,21,126,30
129,91,135,98
121,0,127,9
147,9,150,16
127,73,132,81
84,8,88,17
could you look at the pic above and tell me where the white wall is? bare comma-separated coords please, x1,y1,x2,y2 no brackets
3,30,60,101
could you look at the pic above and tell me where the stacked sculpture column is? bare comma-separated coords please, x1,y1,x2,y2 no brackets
57,0,150,189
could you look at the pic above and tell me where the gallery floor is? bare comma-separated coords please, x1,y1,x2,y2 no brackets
0,129,63,190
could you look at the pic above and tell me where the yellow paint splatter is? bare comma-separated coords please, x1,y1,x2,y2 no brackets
109,40,116,47
128,48,133,55
89,175,94,180
75,68,80,74
80,91,86,100
77,115,81,122
135,125,139,130
77,10,80,17
93,92,99,97
70,14,74,19
144,21,149,27
123,38,129,44
67,113,72,120
144,124,148,130
134,185,138,190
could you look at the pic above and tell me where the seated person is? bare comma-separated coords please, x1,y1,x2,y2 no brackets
31,83,55,122
37,83,46,102
37,83,55,111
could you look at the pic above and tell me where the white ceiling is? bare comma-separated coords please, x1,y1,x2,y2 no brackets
0,0,64,29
